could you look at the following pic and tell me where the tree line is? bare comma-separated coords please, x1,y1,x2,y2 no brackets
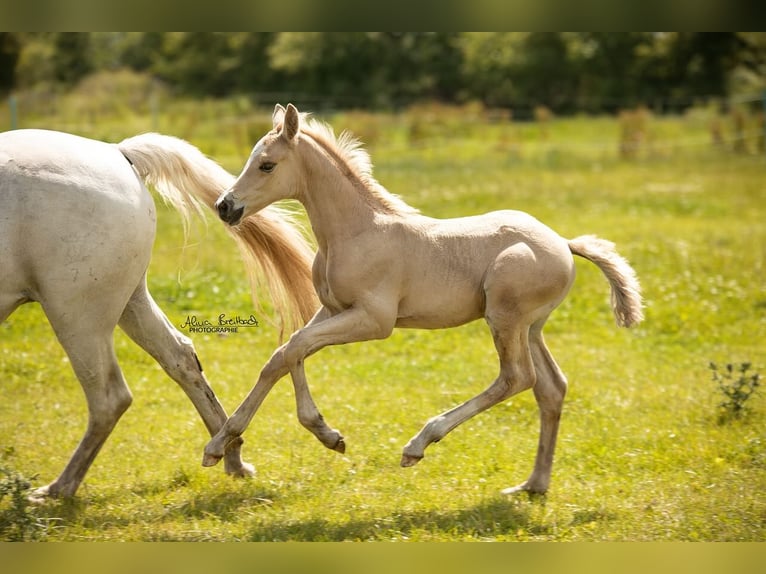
1,33,765,115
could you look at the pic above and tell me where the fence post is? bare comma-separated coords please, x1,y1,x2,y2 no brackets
150,80,160,132
762,90,766,157
9,94,17,130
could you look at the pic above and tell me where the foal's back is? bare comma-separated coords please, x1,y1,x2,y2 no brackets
388,209,574,330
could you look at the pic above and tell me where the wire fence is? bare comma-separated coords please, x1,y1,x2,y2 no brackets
3,87,766,162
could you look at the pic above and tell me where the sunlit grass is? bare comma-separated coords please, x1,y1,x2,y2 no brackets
1,101,764,540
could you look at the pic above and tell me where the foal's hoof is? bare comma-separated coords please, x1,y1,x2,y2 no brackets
332,437,346,454
400,453,423,467
202,451,223,468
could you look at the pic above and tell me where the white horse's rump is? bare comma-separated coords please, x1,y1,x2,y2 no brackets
205,104,644,495
0,129,316,498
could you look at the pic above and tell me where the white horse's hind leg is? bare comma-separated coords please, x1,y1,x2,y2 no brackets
33,321,132,499
501,321,568,495
118,279,254,477
0,295,25,324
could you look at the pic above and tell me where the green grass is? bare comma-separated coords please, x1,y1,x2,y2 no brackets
1,102,764,541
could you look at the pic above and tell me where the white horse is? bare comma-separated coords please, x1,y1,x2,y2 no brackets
204,104,644,494
0,128,317,498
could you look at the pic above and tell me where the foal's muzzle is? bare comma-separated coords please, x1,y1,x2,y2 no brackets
215,194,244,226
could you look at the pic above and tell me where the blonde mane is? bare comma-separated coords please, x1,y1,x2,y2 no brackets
299,116,419,215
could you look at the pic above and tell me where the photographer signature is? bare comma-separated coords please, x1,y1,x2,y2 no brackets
180,313,259,333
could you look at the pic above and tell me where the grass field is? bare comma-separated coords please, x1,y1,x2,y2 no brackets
1,98,764,541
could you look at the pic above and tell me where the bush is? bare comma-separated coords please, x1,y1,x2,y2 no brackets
710,362,762,422
0,466,50,540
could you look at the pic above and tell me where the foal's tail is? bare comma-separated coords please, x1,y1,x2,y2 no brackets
568,235,644,328
117,133,318,334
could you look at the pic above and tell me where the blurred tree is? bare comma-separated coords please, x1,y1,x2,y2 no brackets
459,32,525,109
120,32,166,72
2,32,764,114
268,32,463,108
460,32,577,115
269,32,384,106
53,32,93,86
570,33,653,112
513,33,577,112
152,32,245,97
728,32,766,96
232,33,281,93
676,33,751,97
0,32,21,94
375,33,463,105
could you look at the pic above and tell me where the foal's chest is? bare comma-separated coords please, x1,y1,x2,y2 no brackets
312,249,356,313
313,243,393,313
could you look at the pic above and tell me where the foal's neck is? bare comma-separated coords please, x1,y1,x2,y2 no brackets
297,137,387,250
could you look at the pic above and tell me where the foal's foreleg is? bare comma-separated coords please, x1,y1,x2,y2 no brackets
280,306,345,452
291,360,346,453
204,304,394,465
119,282,254,477
202,346,288,467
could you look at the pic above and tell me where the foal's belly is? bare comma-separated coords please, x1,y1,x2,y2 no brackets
395,282,485,329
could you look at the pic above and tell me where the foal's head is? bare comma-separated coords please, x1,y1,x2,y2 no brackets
216,103,303,226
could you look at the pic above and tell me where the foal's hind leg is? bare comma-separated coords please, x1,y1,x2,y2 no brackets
502,320,568,495
401,243,569,488
401,313,537,467
118,279,254,477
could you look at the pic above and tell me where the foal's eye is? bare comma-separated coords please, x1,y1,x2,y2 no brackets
259,162,276,173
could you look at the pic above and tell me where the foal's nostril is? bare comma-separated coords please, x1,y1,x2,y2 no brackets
215,194,244,225
216,196,231,220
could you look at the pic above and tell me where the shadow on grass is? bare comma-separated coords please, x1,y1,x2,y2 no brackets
8,464,616,541
20,490,554,541
245,495,553,541
19,481,280,537
161,490,278,522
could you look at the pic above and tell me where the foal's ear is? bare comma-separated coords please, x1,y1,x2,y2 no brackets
281,103,300,142
272,104,286,128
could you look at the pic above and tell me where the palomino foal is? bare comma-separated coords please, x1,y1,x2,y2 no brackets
205,103,643,494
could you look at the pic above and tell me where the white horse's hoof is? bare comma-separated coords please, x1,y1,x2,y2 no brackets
501,482,547,496
225,461,255,477
238,461,256,477
28,486,51,504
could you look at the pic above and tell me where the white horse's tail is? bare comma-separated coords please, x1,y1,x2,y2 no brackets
117,133,318,334
568,235,644,328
